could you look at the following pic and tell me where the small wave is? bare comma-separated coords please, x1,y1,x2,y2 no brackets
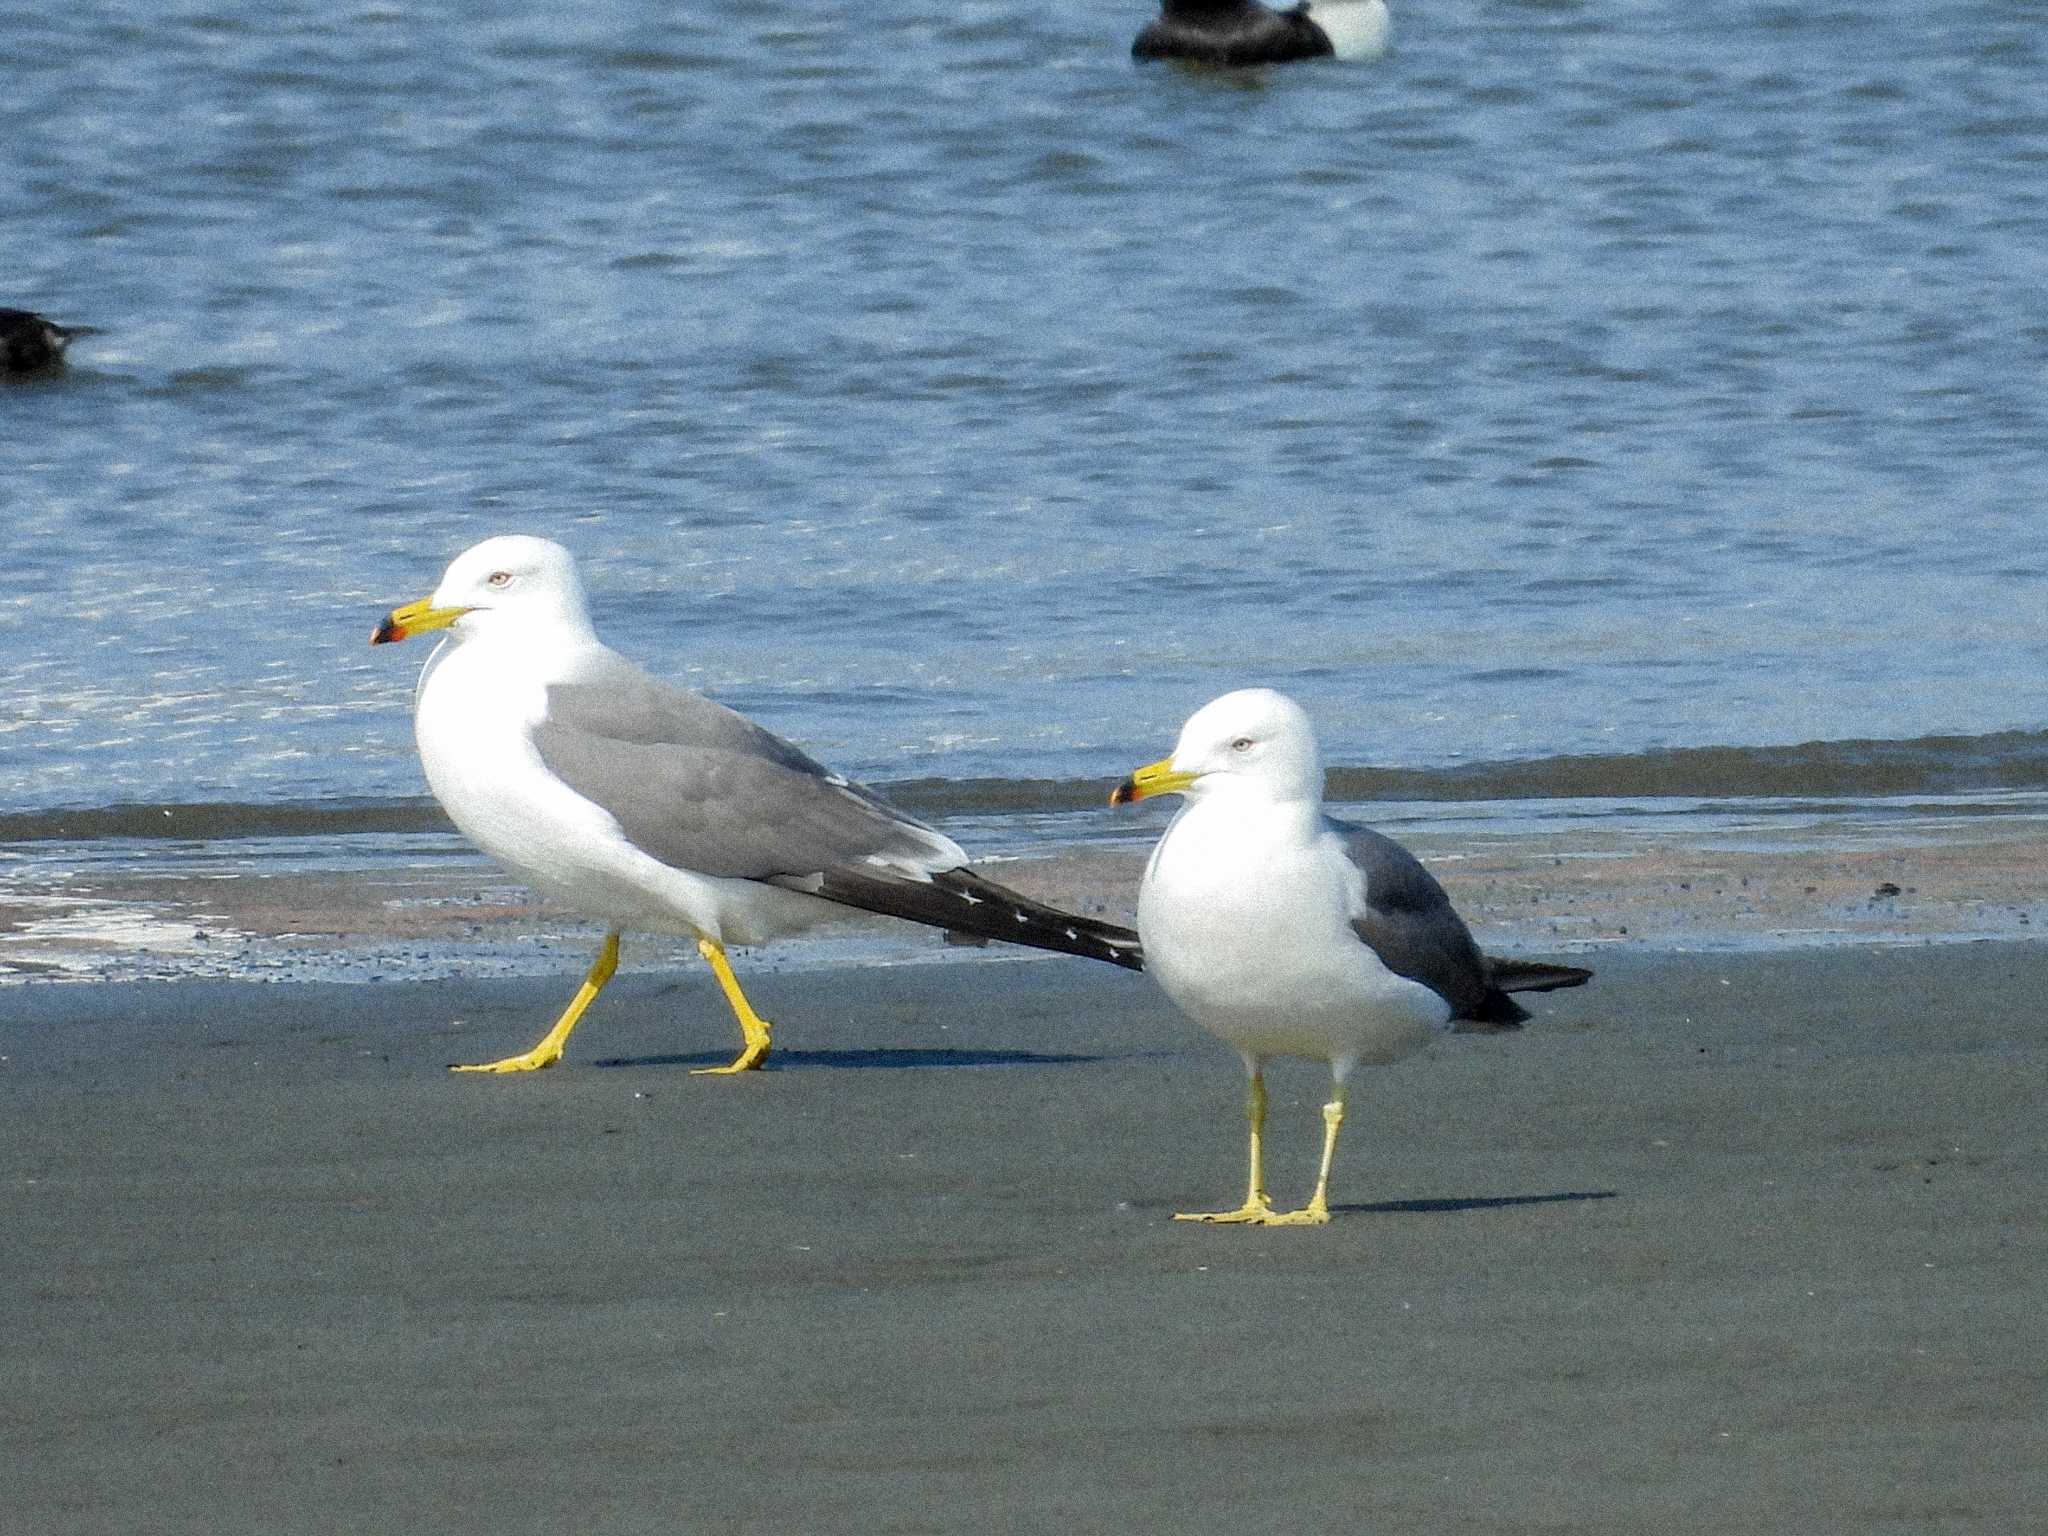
1326,729,2048,805
13,729,2048,842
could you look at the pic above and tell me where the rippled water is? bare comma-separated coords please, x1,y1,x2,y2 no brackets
7,0,2048,826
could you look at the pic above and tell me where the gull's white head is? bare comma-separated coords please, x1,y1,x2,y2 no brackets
371,535,595,648
1111,687,1326,809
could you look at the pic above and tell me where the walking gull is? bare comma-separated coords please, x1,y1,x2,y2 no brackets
1111,688,1589,1225
372,535,1142,1074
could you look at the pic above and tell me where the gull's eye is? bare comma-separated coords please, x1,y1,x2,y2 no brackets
1231,736,1254,753
485,570,513,589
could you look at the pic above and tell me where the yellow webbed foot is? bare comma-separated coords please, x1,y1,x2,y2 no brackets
449,1045,563,1074
1260,1199,1333,1227
1174,1197,1276,1224
1175,1071,1275,1223
688,1036,770,1075
450,931,619,1076
1248,1097,1347,1224
690,937,772,1075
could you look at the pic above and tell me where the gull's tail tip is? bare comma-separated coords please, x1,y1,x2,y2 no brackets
1489,957,1594,994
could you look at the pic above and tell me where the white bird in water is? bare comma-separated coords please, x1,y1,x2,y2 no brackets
1112,688,1589,1225
372,535,1142,1075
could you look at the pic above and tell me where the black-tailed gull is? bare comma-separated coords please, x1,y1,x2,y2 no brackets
1132,0,1390,66
1111,688,1589,1225
372,534,1142,1074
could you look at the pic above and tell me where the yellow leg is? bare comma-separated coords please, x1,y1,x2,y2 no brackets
688,937,773,1075
451,931,620,1074
1175,1070,1276,1223
1266,1091,1347,1227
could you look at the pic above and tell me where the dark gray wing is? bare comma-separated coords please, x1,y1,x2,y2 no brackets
533,649,963,883
1335,819,1528,1025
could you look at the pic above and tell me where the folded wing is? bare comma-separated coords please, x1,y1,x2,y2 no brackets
1337,821,1590,1026
535,652,1142,968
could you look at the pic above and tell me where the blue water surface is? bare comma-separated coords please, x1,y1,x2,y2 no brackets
5,0,2047,816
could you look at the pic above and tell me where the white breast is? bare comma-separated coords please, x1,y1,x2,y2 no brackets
1137,798,1449,1067
1309,0,1391,61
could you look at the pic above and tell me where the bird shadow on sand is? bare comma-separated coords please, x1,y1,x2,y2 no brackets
1109,1188,1625,1218
590,1047,1106,1071
1337,1190,1620,1216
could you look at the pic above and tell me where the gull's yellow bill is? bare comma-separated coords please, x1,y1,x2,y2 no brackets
1108,758,1198,807
369,597,470,646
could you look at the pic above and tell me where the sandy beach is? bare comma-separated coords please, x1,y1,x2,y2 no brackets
6,938,2044,1534
13,801,2048,984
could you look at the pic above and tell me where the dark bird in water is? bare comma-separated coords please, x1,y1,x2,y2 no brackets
1,309,95,375
1132,0,1389,66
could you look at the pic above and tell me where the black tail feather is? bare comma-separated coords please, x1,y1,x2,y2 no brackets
1457,956,1593,1031
1488,957,1594,994
801,866,1145,971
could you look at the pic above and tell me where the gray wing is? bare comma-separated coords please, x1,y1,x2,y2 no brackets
1335,819,1527,1025
532,650,964,883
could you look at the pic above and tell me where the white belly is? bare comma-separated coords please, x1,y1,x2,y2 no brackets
1137,804,1451,1070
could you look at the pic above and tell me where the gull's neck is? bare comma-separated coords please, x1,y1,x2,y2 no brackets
449,610,606,678
1184,776,1326,837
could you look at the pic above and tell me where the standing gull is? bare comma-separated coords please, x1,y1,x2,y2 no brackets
372,535,1142,1074
1111,688,1589,1225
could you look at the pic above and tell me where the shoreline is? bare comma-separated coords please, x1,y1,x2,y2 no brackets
6,944,2045,1532
7,804,2048,983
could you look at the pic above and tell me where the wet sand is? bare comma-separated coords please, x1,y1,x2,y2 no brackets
6,942,2045,1533
11,810,2048,982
